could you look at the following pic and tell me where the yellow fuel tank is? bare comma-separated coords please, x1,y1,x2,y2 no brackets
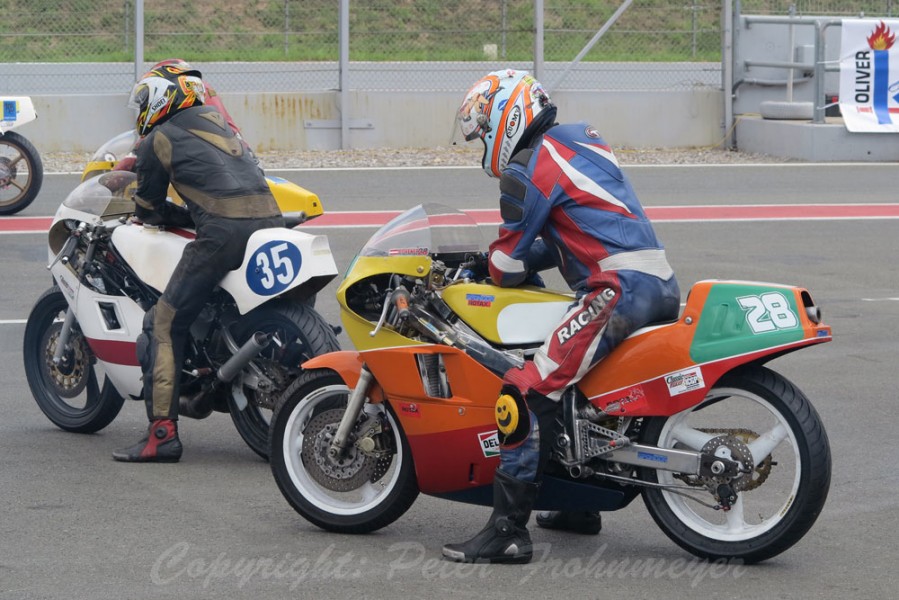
442,283,574,346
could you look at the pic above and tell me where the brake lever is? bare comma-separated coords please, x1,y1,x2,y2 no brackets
369,287,411,337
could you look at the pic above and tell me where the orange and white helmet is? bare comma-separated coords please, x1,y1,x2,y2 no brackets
128,66,205,136
458,69,554,178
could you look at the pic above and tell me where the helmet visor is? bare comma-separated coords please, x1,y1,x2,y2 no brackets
127,82,149,110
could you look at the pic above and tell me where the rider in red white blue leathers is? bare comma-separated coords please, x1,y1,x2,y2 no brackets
443,69,680,565
490,122,681,405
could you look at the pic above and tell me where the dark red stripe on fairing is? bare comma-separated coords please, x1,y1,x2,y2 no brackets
86,338,140,366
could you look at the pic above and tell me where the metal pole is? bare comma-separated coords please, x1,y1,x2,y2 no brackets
723,0,734,149
284,0,289,57
814,21,826,124
787,3,796,102
547,0,633,92
134,0,144,82
534,0,544,81
692,0,698,58
339,0,350,149
502,0,507,60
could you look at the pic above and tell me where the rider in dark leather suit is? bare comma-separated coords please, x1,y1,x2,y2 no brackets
112,65,283,463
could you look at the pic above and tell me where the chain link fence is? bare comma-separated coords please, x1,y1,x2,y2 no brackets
2,0,723,94
6,0,890,96
740,0,896,16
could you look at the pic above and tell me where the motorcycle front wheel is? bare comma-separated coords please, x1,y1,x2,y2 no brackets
270,369,419,533
226,301,339,460
640,365,831,564
23,287,125,433
0,131,44,215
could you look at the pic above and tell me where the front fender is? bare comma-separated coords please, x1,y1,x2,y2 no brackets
301,351,366,389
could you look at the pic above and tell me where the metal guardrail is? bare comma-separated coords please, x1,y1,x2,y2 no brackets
741,15,842,123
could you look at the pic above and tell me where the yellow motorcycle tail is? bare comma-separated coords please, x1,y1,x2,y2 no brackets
81,164,323,221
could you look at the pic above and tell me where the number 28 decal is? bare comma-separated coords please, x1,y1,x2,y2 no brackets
737,292,798,334
246,241,302,295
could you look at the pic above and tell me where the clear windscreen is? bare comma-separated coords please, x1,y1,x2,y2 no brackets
62,171,136,218
359,203,487,258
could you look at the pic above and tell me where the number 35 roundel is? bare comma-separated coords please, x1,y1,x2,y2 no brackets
246,240,303,295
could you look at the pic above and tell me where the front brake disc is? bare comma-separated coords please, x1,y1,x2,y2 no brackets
301,408,377,491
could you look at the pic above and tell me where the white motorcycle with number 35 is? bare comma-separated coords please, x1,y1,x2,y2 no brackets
23,171,340,459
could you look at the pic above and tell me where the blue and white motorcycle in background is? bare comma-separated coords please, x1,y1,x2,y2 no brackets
0,96,43,215
23,171,340,459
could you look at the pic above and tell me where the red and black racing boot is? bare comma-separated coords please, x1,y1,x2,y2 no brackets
112,419,183,463
442,469,539,564
536,510,602,535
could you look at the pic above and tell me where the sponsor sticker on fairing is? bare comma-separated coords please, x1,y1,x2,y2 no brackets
398,402,421,418
478,430,501,458
665,367,705,397
465,293,494,307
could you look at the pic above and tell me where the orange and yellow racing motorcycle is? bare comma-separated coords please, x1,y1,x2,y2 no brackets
269,203,832,563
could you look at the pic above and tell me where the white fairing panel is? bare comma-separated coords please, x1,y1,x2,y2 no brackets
74,288,146,397
495,301,572,345
112,224,338,314
49,257,147,398
220,228,338,314
111,224,190,294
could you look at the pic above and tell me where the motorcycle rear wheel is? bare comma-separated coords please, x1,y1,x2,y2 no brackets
23,287,125,433
640,365,831,564
227,301,339,460
0,131,44,215
270,369,419,533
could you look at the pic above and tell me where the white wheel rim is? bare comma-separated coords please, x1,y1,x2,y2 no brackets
655,387,802,542
281,384,404,515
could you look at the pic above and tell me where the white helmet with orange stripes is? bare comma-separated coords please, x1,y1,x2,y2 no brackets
458,69,555,178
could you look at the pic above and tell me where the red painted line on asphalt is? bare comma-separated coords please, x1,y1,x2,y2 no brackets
3,203,899,233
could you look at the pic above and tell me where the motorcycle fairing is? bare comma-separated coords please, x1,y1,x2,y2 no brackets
0,96,37,133
49,260,146,398
112,223,338,314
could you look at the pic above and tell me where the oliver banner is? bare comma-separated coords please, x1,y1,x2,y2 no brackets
840,19,899,132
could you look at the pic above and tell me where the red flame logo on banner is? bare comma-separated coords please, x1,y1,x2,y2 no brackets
867,21,896,50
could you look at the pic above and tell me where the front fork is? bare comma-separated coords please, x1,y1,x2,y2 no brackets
328,366,374,458
51,307,77,366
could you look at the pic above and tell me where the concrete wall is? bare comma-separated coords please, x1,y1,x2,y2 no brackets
23,89,724,153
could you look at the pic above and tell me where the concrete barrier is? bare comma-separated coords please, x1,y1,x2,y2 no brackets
23,89,724,153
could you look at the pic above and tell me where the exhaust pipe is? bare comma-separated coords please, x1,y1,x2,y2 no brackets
217,331,272,383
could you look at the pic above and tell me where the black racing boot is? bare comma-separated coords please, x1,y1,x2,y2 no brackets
442,469,539,564
536,510,602,535
112,419,183,463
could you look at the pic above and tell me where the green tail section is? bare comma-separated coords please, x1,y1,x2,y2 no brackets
690,283,805,364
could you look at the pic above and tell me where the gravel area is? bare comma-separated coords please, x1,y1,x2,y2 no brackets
40,144,784,173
